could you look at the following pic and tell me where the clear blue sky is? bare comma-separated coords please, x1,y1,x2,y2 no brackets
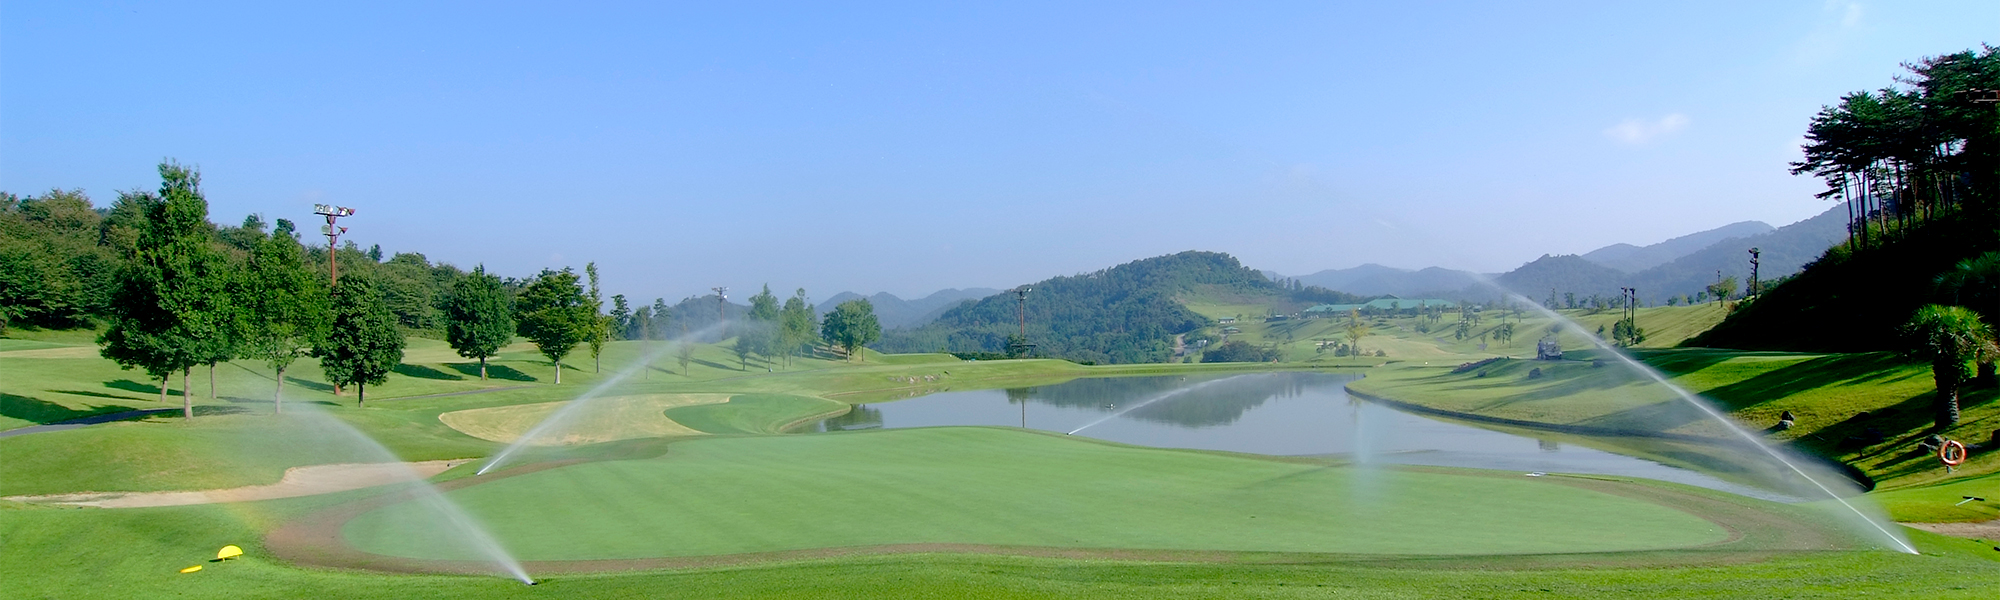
4,1,1995,302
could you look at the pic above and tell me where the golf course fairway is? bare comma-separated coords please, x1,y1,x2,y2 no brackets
336,427,1735,564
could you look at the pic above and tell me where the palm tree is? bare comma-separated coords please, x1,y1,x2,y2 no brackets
1903,305,1996,432
1936,251,2000,387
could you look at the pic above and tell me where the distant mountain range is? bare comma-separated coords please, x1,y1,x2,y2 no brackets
1578,220,1774,273
816,288,1002,329
1273,205,1847,304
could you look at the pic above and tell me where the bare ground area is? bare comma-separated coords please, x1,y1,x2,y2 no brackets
1903,520,2000,541
3,460,469,508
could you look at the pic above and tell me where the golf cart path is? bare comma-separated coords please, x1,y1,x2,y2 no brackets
4,460,469,508
1903,519,2000,540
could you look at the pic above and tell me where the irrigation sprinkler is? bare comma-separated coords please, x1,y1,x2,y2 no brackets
1955,496,1986,506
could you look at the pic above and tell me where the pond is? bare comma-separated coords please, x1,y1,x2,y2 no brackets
813,371,1778,499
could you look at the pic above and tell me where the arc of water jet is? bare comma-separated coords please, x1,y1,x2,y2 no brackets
477,322,731,475
288,403,534,583
1067,375,1251,435
1478,282,1918,554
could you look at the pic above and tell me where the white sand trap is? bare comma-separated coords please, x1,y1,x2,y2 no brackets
438,393,730,446
5,460,468,508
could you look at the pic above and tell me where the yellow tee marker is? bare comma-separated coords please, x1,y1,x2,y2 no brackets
179,565,203,573
217,545,244,560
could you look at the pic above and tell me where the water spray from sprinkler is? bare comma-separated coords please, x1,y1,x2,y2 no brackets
1067,375,1251,435
477,322,731,476
1478,279,1918,554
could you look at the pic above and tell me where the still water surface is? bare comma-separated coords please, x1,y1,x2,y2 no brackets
814,372,1775,499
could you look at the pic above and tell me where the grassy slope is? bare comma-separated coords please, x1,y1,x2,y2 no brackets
347,428,1725,561
1207,305,1724,365
1348,348,2000,521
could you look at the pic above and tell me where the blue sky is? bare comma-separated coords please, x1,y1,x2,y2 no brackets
4,1,1996,302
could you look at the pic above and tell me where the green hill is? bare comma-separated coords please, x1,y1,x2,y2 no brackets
874,251,1362,364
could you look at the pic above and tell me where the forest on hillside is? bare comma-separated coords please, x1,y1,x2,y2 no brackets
1694,47,2000,353
874,251,1364,364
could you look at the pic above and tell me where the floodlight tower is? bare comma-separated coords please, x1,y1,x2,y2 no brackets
313,205,356,285
713,287,729,324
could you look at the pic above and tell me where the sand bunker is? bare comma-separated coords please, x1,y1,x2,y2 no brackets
438,393,731,446
6,460,469,508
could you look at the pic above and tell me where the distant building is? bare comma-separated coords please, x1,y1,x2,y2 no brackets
1217,317,1237,324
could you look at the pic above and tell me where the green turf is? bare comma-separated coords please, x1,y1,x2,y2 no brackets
344,427,1728,561
4,498,1997,600
660,394,848,434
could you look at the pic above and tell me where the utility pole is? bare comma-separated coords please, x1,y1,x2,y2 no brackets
712,287,728,324
1010,285,1033,358
1748,248,1761,297
313,204,356,285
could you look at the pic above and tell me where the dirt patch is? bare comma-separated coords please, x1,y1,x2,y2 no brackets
1903,519,2000,540
5,460,469,508
438,394,730,445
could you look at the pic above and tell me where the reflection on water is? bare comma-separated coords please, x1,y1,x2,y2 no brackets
814,372,1777,499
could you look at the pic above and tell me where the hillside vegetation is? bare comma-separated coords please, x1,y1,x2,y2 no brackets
874,251,1362,364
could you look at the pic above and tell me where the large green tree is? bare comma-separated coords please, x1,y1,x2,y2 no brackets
740,284,781,368
779,288,818,366
97,161,231,420
243,226,328,413
516,268,591,384
1903,304,1997,432
316,274,405,406
820,299,881,362
445,266,515,381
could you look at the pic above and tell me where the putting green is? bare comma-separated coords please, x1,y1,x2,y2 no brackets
341,428,1730,561
437,393,731,445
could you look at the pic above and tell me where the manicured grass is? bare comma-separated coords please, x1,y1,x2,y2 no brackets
4,497,1997,600
661,394,848,434
436,393,731,444
346,428,1729,561
1345,347,2000,513
1872,471,2000,523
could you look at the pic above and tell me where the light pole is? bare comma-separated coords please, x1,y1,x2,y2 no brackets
713,287,729,324
313,204,356,285
1748,248,1761,297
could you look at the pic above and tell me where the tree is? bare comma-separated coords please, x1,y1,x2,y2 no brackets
779,288,817,366
821,299,881,362
1937,251,2000,386
1344,309,1369,357
516,268,591,384
97,161,230,420
584,263,609,373
610,294,633,340
316,274,405,406
444,266,514,381
740,284,781,368
242,226,328,413
1707,276,1738,305
1902,305,1996,432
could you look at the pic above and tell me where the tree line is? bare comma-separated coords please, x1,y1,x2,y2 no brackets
2,161,885,418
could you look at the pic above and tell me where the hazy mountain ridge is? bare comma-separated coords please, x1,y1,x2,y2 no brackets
1579,220,1775,273
817,288,1002,329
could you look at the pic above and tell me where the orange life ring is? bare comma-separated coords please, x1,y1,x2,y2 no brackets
1939,440,1968,467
